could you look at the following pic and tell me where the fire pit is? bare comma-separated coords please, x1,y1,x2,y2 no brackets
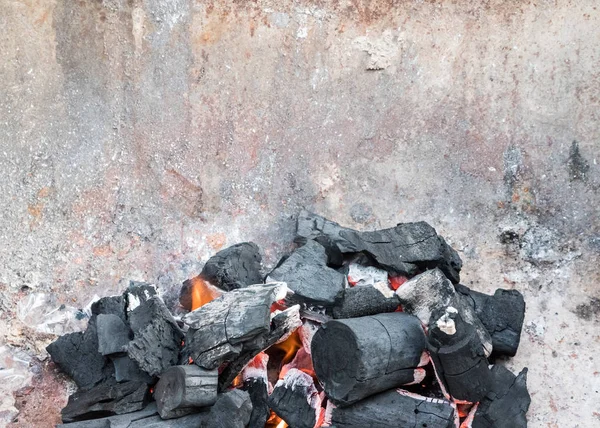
46,212,529,427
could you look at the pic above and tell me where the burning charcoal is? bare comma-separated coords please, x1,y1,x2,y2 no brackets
269,369,322,428
311,312,427,406
97,314,132,355
126,296,184,377
197,242,262,292
61,380,149,423
240,352,270,428
396,269,493,355
328,389,455,428
266,240,346,305
455,284,526,357
91,295,126,322
154,365,218,419
332,285,399,319
47,315,113,389
427,307,493,403
346,262,388,286
110,355,154,384
124,282,158,313
295,210,463,283
202,389,253,428
472,366,530,428
181,283,290,370
218,305,301,391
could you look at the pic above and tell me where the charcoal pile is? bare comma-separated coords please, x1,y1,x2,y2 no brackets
48,211,530,428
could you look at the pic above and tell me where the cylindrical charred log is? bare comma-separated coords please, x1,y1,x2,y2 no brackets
428,307,493,403
311,312,426,406
154,365,218,419
329,389,456,428
332,285,399,319
455,284,525,357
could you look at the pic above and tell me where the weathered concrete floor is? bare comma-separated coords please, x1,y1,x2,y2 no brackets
1,0,599,427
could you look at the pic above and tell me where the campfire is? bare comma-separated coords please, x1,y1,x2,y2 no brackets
48,211,530,427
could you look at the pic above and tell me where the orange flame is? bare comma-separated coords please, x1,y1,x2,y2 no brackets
266,411,287,428
270,331,303,365
190,277,222,310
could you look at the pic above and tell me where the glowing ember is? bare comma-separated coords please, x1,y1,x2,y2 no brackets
389,275,408,290
189,276,222,310
270,330,303,365
275,420,287,428
266,411,287,428
279,347,315,380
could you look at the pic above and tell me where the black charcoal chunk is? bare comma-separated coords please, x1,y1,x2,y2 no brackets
472,366,530,428
61,380,148,422
200,242,263,291
201,389,253,428
97,314,132,355
295,210,462,283
269,370,320,428
332,286,399,319
111,355,154,384
91,296,126,322
243,378,270,428
266,240,345,305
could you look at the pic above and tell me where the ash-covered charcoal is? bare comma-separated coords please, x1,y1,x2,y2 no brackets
266,240,345,306
61,380,149,423
269,369,322,428
427,307,493,403
126,296,184,377
154,365,217,419
472,366,530,428
181,283,289,370
218,304,301,391
332,285,399,319
197,242,263,292
329,388,456,428
295,210,463,283
455,284,526,357
96,314,132,356
47,315,114,389
345,262,388,287
312,312,427,406
397,269,493,356
124,282,158,312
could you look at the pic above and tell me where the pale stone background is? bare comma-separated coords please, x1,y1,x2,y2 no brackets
0,0,599,426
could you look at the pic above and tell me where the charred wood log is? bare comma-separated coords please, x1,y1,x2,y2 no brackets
154,365,218,419
126,296,184,377
472,366,530,428
58,390,252,428
311,312,427,406
217,305,301,391
266,240,346,305
269,369,322,428
61,380,149,423
181,283,288,370
329,389,455,428
47,315,114,389
455,284,526,357
97,314,132,356
332,285,399,319
295,210,462,283
427,307,493,403
201,242,263,291
396,268,493,355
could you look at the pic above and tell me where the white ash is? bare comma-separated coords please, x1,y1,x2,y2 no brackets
436,307,458,335
347,263,388,287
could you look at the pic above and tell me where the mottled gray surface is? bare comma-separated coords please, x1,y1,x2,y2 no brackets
0,0,599,426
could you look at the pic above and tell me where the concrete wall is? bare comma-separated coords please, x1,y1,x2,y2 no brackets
1,0,599,426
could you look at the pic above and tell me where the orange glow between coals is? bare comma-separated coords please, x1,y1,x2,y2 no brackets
271,330,303,365
266,411,287,428
190,276,222,310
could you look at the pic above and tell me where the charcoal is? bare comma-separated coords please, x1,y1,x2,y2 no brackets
396,269,493,355
110,355,154,384
266,240,346,305
295,210,463,283
332,285,399,319
124,282,157,313
181,283,290,370
201,389,253,428
217,305,301,391
61,380,149,422
57,403,160,428
329,389,455,428
154,365,217,419
243,378,270,428
312,312,427,406
47,315,113,389
126,296,184,377
456,284,525,357
199,242,263,292
269,369,321,428
91,296,126,322
427,307,493,402
97,314,132,355
472,366,530,428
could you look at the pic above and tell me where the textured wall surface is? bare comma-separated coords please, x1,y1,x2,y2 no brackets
1,0,599,426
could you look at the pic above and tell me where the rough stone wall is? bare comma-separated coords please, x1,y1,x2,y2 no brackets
0,0,599,426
